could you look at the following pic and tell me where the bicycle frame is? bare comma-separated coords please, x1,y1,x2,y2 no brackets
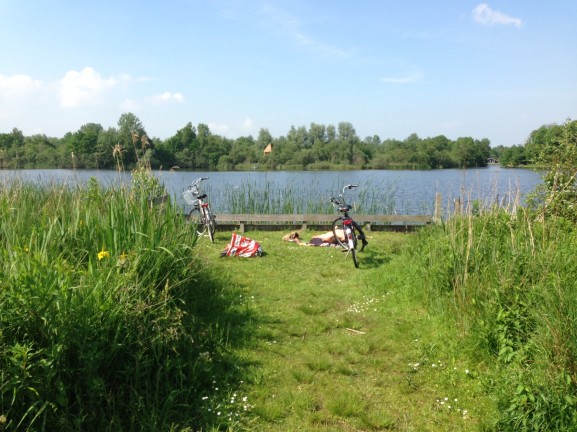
182,177,216,242
330,184,368,268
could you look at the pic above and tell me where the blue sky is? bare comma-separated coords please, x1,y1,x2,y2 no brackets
1,1,575,147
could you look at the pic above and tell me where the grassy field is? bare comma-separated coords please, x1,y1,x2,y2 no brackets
194,229,495,431
4,175,577,431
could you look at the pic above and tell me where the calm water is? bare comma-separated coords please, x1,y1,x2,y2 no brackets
0,166,542,215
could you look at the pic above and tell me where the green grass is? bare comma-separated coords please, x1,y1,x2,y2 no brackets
195,229,496,431
5,176,577,431
0,179,249,431
413,212,577,431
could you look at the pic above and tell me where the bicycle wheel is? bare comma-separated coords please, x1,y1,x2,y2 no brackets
332,218,348,249
348,227,359,268
204,208,216,243
188,208,206,237
187,208,200,224
352,221,367,251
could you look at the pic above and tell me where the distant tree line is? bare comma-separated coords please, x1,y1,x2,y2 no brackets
490,119,577,168
0,112,571,171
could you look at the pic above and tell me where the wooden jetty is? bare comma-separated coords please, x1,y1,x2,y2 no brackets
214,193,445,233
214,213,433,233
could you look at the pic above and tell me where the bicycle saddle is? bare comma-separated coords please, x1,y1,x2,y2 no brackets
338,204,352,213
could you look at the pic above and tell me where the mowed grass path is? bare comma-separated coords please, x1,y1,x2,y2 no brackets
196,229,494,431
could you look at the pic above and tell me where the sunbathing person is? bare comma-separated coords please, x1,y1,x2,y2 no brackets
282,229,345,246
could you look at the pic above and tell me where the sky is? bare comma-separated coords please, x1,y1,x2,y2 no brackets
1,1,576,147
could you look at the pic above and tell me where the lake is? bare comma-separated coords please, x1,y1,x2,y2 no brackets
0,166,543,215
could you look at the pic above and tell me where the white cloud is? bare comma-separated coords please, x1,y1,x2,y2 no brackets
58,67,128,108
473,4,522,28
150,92,184,104
0,74,42,101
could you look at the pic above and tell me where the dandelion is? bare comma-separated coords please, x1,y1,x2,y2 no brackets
97,247,110,261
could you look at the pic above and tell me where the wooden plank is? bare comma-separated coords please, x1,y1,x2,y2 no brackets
214,213,432,233
215,214,431,224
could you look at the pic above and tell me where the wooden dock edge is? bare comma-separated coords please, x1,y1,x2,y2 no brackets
213,214,433,233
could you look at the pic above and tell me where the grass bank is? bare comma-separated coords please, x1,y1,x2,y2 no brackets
4,177,577,431
198,207,577,431
196,229,495,431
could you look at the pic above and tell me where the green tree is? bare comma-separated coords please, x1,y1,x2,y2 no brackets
195,123,230,170
499,145,527,167
159,122,197,168
337,122,359,164
117,113,147,166
531,119,577,220
524,123,564,164
451,137,490,168
66,123,103,168
94,128,118,169
230,136,257,166
256,128,273,151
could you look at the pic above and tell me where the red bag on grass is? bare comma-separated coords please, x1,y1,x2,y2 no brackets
221,233,263,258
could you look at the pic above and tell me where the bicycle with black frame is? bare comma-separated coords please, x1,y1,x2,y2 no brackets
330,184,368,268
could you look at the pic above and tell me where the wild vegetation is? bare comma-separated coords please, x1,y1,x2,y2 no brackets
0,175,245,430
1,119,576,430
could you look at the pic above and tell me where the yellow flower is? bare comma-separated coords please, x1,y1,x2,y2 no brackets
97,248,110,261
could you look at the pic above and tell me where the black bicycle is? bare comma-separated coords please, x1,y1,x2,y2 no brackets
182,177,217,242
330,184,368,268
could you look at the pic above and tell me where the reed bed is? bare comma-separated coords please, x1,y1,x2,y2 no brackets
208,178,398,215
409,200,577,430
0,177,247,431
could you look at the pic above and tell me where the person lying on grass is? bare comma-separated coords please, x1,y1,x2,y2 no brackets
282,229,345,246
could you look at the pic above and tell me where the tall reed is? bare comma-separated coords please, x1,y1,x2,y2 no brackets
211,178,398,215
0,178,247,430
409,197,577,430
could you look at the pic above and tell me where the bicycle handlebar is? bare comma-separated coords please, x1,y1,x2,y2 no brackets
331,184,359,206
